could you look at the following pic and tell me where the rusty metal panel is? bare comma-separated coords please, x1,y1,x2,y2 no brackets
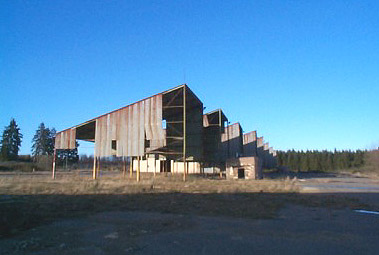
117,108,126,156
93,94,165,157
243,131,256,144
131,103,139,155
138,100,145,156
243,131,257,157
58,87,180,158
127,105,132,155
59,131,65,149
101,115,108,156
203,115,210,127
257,137,264,147
69,128,76,149
144,95,165,152
94,116,104,156
221,123,243,159
153,94,165,148
54,128,76,149
144,98,152,140
54,132,61,149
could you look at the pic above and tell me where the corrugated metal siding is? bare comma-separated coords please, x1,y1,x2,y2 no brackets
55,128,76,149
243,131,257,157
203,115,210,127
93,94,165,157
221,123,243,159
257,137,264,147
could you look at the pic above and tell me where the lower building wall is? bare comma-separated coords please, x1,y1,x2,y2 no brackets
133,158,201,174
132,157,161,173
172,161,201,174
225,156,262,180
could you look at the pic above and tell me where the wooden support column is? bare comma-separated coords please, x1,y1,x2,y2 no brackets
154,157,156,177
137,156,141,182
93,156,97,180
97,157,100,178
218,109,222,179
130,157,133,177
122,157,126,178
183,85,187,182
52,149,56,179
146,155,149,174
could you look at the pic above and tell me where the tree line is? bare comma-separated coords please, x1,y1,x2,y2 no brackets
277,149,366,172
0,118,78,165
0,118,377,172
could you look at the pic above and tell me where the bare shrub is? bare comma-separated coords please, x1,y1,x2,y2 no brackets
35,155,53,171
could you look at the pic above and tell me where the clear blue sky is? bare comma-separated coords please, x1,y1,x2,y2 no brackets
1,0,378,155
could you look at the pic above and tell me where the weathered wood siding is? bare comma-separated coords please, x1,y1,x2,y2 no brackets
94,94,165,157
221,123,243,159
243,131,257,157
54,128,76,149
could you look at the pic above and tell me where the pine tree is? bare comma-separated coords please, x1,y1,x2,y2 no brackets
31,123,55,158
47,128,56,155
0,118,23,161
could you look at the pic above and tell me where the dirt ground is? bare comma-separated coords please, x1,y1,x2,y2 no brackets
1,171,379,254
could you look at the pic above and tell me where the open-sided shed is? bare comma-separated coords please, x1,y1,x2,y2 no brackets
54,84,203,180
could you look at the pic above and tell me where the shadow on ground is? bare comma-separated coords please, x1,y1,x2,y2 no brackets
2,191,378,239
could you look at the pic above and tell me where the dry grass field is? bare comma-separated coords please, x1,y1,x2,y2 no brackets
0,171,368,239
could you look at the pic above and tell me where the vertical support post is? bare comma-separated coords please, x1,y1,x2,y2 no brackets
137,156,141,182
183,85,187,182
130,156,133,177
52,148,56,179
93,156,97,179
154,156,156,177
218,110,221,127
218,110,222,179
97,157,100,178
122,157,126,178
146,154,149,174
227,123,230,158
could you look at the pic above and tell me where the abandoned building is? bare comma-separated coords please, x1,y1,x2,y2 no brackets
53,84,277,180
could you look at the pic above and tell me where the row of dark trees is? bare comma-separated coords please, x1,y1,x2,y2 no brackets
0,119,78,165
277,149,366,172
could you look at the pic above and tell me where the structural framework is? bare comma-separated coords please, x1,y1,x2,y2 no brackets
53,84,277,180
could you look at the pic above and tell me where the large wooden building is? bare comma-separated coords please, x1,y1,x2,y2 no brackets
53,84,276,180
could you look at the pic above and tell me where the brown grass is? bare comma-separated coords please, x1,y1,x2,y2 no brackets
0,171,366,238
0,171,300,195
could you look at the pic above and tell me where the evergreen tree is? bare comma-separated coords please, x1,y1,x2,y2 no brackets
31,123,55,158
277,149,366,172
0,118,23,161
47,128,56,155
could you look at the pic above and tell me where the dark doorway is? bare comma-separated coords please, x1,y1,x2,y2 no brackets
238,168,245,179
160,161,165,172
166,160,171,172
160,160,171,172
